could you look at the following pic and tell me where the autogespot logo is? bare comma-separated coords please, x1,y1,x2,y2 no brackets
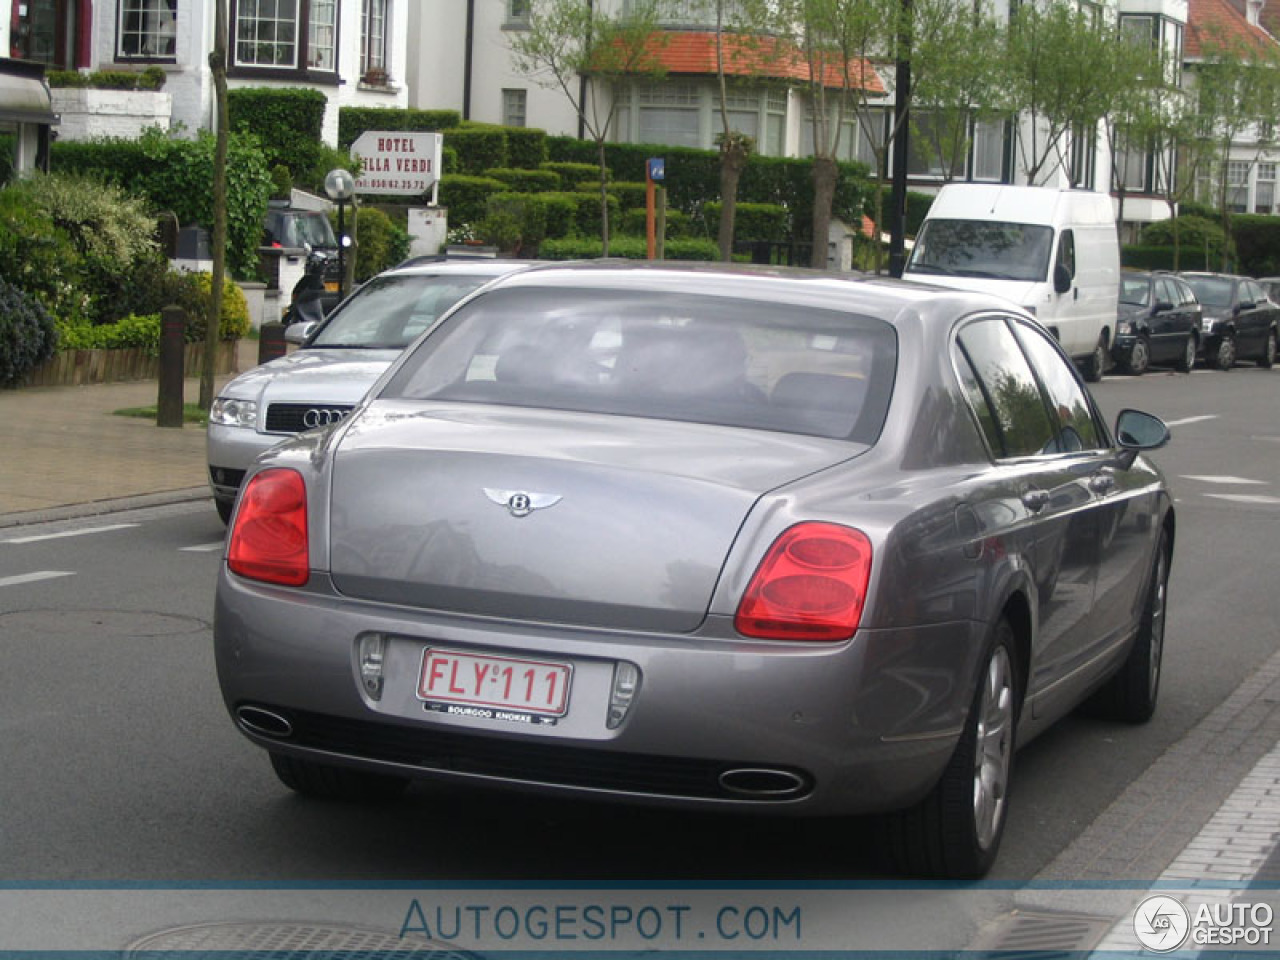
1134,895,1191,952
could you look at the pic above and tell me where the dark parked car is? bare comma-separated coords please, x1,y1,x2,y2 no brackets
1178,272,1278,370
215,262,1174,879
1112,270,1202,374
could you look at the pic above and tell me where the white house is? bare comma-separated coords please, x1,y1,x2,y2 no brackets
1,0,410,144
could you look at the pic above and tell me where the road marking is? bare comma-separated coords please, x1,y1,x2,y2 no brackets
1181,475,1267,485
1205,494,1280,505
180,541,226,553
1165,415,1219,427
1,523,139,545
0,570,75,588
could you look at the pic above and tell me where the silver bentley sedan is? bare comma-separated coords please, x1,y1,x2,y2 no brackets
214,261,1174,879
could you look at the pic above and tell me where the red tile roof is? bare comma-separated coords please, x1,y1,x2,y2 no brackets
622,31,884,95
1186,0,1276,58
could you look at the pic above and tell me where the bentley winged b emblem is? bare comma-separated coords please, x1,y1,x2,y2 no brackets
483,488,563,518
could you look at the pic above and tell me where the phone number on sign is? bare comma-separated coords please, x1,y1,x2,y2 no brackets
359,178,430,192
401,900,803,943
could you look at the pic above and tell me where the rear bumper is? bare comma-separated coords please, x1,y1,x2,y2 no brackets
214,569,986,816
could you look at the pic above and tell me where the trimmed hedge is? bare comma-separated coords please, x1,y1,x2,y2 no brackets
228,87,327,183
702,201,788,242
48,66,166,90
338,107,463,149
331,205,412,281
541,161,603,190
0,277,57,386
1121,245,1224,272
1229,214,1280,276
619,207,695,239
485,168,561,193
439,175,507,229
446,127,508,174
505,127,549,170
577,180,648,211
539,236,723,260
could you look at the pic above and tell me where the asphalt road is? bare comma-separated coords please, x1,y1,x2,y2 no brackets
0,362,1277,894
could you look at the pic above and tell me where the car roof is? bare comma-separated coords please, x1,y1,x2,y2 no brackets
384,258,538,278
479,259,1011,321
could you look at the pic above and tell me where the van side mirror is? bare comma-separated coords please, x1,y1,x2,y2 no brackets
1053,263,1072,294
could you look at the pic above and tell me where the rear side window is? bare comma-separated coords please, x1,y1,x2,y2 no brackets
953,317,1056,458
381,286,899,443
1011,320,1101,452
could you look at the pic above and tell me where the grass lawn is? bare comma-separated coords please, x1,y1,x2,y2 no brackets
114,403,209,425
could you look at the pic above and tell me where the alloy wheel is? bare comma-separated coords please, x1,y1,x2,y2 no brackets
973,645,1014,851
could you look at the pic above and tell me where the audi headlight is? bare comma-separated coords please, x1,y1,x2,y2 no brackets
210,397,258,427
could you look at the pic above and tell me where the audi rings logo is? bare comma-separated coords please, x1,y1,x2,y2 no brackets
302,407,350,429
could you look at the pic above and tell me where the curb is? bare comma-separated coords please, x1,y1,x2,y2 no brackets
0,487,211,530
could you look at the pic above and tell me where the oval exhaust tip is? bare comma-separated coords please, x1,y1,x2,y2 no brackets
237,706,293,739
718,767,808,798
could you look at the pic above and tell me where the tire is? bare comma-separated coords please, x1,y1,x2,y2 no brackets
1080,336,1107,383
1085,529,1171,724
1211,334,1236,370
1174,333,1197,373
269,752,410,801
1123,336,1150,376
215,497,235,525
882,620,1019,879
1260,329,1276,369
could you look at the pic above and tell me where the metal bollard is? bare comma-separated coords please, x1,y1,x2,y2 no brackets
157,305,186,429
259,321,287,364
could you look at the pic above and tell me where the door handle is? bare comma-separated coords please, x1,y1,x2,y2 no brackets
1022,488,1050,513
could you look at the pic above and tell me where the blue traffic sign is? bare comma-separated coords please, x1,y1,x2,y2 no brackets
647,157,665,181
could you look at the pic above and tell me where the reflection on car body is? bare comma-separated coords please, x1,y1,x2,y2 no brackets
214,262,1174,879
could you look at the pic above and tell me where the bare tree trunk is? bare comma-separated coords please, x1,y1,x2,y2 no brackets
201,0,229,411
717,137,748,262
810,155,837,269
597,137,611,257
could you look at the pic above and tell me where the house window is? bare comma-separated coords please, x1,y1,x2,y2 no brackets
118,0,177,60
503,88,527,127
1070,125,1095,189
1257,163,1275,214
1228,160,1251,213
360,0,387,79
637,82,701,148
972,119,1005,181
506,0,530,28
233,0,337,73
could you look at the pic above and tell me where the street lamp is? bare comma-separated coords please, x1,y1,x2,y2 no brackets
324,168,356,298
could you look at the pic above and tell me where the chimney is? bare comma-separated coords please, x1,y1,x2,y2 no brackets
1247,0,1265,26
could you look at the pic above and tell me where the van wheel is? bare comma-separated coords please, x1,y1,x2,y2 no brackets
1081,336,1107,382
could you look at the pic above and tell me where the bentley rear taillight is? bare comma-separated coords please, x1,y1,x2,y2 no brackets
734,523,872,641
227,469,309,587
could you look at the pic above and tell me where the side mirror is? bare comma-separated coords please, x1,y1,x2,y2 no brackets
1053,263,1072,294
284,321,318,344
1152,300,1174,314
1114,409,1170,468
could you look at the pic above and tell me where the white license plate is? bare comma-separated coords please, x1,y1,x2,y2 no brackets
418,648,572,717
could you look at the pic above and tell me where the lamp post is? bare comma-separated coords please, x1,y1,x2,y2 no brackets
324,168,356,298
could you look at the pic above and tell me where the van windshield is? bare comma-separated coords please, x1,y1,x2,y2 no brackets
908,219,1053,283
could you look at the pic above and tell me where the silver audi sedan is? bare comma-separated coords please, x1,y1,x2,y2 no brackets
206,259,533,523
214,261,1174,878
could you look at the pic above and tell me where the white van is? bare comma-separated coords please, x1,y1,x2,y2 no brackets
904,185,1120,381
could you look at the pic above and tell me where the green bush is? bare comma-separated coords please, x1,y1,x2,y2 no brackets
1229,214,1280,276
577,179,647,210
332,205,412,281
295,142,363,196
446,127,508,174
438,175,506,228
52,128,273,279
47,68,166,90
56,312,161,354
170,272,251,343
702,201,788,242
1122,244,1223,272
505,127,548,169
618,207,695,239
539,236,722,260
485,168,561,193
338,107,462,149
442,145,459,175
0,172,161,324
541,161,603,190
0,277,57,385
228,87,327,185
